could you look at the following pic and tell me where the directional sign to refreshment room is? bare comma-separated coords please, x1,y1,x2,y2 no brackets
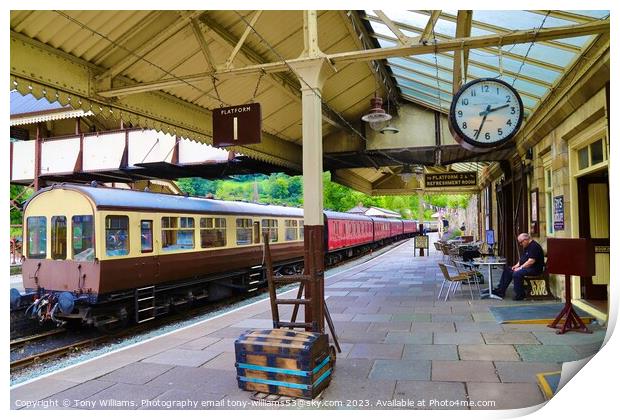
424,172,477,188
212,103,262,148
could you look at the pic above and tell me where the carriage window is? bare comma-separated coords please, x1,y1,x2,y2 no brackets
161,216,194,251
51,216,67,260
72,215,94,261
262,219,278,242
200,217,227,248
236,218,253,245
299,220,304,239
106,215,129,256
141,220,153,253
285,219,298,241
27,216,46,259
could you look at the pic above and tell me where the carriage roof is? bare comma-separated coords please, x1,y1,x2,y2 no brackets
28,184,305,218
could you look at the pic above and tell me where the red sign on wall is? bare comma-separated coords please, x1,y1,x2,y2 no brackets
212,103,262,147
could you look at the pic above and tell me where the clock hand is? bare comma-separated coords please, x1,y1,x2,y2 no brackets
475,105,491,140
479,103,510,116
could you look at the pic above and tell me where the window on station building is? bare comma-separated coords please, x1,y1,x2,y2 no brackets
578,139,606,170
72,215,94,261
141,220,153,253
261,219,278,243
161,216,194,251
51,216,67,260
200,217,227,248
27,216,46,259
106,215,130,256
544,167,554,236
285,219,298,241
236,218,253,245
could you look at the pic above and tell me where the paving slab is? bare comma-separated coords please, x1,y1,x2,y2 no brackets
78,382,169,409
515,344,582,362
402,344,459,361
532,329,606,345
321,377,396,408
466,382,545,410
347,343,404,359
351,313,392,322
391,313,432,322
482,332,540,345
142,389,226,410
494,361,562,383
454,322,504,333
178,336,222,350
98,362,174,384
201,351,236,371
393,381,468,410
369,360,431,381
457,344,520,361
367,321,413,332
11,378,83,410
142,348,221,367
384,332,433,344
410,322,456,333
44,380,116,408
434,332,484,345
432,361,499,383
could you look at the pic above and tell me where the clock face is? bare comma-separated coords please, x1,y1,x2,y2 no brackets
449,78,524,151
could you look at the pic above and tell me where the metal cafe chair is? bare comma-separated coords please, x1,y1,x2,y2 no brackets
437,263,476,301
452,259,482,298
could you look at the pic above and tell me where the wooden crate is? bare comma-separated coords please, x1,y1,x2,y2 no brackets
235,329,334,399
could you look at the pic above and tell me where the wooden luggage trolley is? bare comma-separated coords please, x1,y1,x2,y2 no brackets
234,232,339,399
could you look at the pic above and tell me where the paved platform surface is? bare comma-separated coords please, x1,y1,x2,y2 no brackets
11,239,606,410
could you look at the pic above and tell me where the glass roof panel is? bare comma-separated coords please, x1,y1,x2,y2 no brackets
571,10,610,19
362,10,607,120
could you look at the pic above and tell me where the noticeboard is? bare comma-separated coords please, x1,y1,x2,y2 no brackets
553,195,564,231
212,103,262,147
415,235,429,249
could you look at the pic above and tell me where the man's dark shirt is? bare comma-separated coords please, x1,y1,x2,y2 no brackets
519,240,545,274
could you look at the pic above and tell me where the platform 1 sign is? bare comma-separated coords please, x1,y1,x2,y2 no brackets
425,172,477,188
212,103,262,147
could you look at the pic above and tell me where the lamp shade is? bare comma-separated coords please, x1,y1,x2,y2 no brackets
546,238,595,276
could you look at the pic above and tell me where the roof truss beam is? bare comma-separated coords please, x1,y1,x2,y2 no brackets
207,19,608,79
373,10,411,45
190,18,216,72
225,11,262,69
365,14,567,73
452,10,472,94
344,11,401,107
417,10,583,53
418,10,442,44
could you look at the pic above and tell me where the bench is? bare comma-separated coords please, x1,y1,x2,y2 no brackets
523,271,553,300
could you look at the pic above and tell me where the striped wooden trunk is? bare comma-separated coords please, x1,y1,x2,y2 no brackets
234,329,334,399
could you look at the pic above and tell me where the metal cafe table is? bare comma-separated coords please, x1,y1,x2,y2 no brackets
472,256,506,300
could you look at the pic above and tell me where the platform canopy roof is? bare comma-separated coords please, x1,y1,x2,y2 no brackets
10,10,610,194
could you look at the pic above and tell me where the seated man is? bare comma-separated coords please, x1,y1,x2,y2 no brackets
493,233,545,300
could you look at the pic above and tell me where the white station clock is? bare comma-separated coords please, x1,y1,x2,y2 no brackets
449,78,524,152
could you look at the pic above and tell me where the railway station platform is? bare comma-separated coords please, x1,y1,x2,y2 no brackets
10,238,607,411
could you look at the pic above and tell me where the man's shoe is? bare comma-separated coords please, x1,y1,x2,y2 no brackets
492,289,504,298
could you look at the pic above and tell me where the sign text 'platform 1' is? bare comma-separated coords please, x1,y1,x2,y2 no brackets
212,103,262,148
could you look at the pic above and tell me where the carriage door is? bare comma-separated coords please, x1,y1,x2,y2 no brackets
140,220,159,280
577,171,609,302
253,221,261,244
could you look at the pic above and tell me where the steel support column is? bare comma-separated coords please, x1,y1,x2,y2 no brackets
289,11,332,333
